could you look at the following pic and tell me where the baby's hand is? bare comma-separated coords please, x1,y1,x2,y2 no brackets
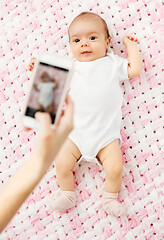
123,35,138,48
28,57,37,71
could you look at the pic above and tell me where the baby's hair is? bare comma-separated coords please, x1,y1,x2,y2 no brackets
41,71,49,79
69,12,110,39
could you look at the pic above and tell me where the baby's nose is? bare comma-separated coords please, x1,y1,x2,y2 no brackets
81,40,89,47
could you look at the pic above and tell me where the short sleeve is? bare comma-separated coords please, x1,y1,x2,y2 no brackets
50,82,55,88
37,83,41,90
113,54,129,81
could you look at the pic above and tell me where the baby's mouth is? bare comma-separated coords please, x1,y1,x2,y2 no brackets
81,51,92,55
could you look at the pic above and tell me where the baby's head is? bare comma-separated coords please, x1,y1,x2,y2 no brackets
68,12,111,62
41,72,51,82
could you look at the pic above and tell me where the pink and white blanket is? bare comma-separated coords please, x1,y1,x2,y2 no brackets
0,0,163,239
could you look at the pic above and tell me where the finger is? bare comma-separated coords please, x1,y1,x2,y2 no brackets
31,57,36,62
23,127,31,131
63,94,74,121
35,112,52,132
28,63,34,70
127,36,138,43
127,36,133,41
55,94,73,127
65,94,73,113
29,63,34,68
65,93,72,104
131,37,138,42
62,102,66,110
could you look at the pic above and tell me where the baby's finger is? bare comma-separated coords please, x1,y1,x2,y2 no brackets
29,63,34,67
23,126,31,131
28,66,33,71
127,36,134,41
127,36,138,43
28,63,35,71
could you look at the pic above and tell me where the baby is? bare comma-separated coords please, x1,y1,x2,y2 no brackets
52,12,142,217
34,71,57,114
29,12,142,216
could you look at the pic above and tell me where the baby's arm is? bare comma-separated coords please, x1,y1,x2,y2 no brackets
34,84,39,91
123,36,142,78
53,78,58,88
28,59,40,91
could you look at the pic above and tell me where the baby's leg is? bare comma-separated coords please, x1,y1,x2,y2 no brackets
55,138,81,191
97,139,125,216
51,138,81,211
98,139,123,193
38,103,44,111
47,103,53,114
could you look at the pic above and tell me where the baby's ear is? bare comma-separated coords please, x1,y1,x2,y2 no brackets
106,37,111,50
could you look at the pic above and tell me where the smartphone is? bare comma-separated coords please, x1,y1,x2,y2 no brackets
22,55,73,129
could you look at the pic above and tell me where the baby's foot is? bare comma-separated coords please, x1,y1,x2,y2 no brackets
102,192,126,217
50,190,76,211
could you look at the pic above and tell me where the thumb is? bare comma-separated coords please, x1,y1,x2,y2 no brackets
35,112,52,133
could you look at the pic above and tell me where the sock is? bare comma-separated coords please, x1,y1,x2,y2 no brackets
102,192,126,217
50,190,76,211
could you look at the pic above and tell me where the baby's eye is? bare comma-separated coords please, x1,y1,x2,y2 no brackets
90,36,96,40
74,39,80,43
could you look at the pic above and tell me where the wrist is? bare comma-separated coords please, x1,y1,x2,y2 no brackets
27,153,48,179
125,42,138,51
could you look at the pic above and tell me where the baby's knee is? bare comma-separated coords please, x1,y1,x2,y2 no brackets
55,158,69,175
55,155,75,176
112,163,123,178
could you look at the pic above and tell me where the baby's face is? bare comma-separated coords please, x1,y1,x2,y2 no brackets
42,77,49,82
69,17,110,62
41,72,50,82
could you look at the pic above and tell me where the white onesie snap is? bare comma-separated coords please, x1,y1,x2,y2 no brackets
68,52,129,164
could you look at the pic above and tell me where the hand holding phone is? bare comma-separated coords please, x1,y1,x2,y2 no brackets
23,55,73,129
31,93,74,164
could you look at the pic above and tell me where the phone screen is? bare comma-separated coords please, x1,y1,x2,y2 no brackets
25,62,69,123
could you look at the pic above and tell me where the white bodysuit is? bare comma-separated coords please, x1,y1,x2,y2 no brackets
38,82,55,109
68,52,129,164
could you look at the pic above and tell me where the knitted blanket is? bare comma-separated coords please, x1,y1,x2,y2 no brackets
0,0,163,239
